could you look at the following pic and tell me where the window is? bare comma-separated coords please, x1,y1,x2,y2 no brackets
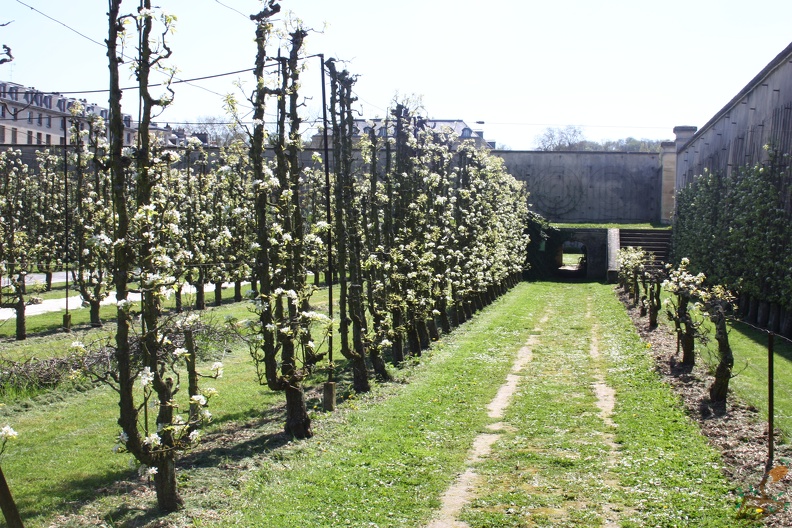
37,113,42,126
11,127,17,143
461,127,472,138
27,130,33,144
36,132,42,144
12,109,18,121
46,116,52,128
0,105,4,118
46,134,51,145
0,125,4,143
27,112,32,123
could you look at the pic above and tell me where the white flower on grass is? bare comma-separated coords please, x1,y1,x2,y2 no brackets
173,347,189,359
70,341,86,352
117,431,129,443
139,367,154,388
188,430,201,443
201,410,212,421
190,394,207,406
211,362,224,378
203,387,218,398
0,425,18,440
138,464,158,477
143,433,161,448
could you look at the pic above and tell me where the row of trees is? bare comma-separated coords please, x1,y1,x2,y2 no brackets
617,248,735,403
534,125,665,153
672,149,792,338
2,0,534,514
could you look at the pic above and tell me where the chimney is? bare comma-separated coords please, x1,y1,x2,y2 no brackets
673,125,697,152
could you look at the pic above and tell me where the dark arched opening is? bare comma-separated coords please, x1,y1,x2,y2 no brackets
556,240,587,278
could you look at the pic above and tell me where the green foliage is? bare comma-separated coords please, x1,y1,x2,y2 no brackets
673,152,792,307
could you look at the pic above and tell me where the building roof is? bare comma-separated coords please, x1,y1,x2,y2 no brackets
680,40,792,151
310,118,493,148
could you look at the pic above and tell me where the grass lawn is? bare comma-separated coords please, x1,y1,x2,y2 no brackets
703,319,792,440
552,222,672,230
0,281,770,526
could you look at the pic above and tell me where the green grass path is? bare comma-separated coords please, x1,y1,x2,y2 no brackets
0,282,755,527
228,282,750,527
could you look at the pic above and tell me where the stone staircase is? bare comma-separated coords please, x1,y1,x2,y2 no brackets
618,229,672,269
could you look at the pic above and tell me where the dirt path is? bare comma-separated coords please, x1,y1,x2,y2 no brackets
588,302,622,528
426,313,549,528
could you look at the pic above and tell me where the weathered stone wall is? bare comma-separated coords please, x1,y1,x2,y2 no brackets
9,143,668,225
494,150,663,223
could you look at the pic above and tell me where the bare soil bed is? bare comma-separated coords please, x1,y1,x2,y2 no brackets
619,290,792,526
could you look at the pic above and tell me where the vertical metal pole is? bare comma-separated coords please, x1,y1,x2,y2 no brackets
320,53,336,411
767,332,775,472
63,116,71,331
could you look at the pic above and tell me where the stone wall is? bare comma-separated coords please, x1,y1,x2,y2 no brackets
494,150,663,223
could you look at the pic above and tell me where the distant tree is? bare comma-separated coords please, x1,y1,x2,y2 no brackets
535,125,664,152
183,116,244,147
535,125,584,151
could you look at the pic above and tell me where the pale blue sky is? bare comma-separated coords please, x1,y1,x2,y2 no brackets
4,0,792,149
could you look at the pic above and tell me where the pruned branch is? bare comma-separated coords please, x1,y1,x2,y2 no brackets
0,45,13,66
250,1,281,22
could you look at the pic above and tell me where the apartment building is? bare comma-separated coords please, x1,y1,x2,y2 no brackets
0,80,136,146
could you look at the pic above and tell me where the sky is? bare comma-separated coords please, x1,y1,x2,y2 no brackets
3,0,792,150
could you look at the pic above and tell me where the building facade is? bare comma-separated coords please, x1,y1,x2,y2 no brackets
309,118,493,149
0,80,136,147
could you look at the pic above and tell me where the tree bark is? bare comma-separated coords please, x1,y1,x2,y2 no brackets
416,319,430,350
708,309,734,402
757,300,770,328
369,348,393,381
89,299,102,327
407,324,422,357
768,302,780,333
680,331,695,366
284,384,313,439
193,279,205,310
427,317,440,342
781,306,792,339
153,456,184,513
174,285,183,313
0,465,23,528
214,281,223,306
14,294,25,341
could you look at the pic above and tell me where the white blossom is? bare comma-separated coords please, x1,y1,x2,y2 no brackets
139,367,154,388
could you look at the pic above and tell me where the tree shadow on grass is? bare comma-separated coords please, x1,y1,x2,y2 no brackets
181,405,293,469
26,405,299,527
14,468,135,527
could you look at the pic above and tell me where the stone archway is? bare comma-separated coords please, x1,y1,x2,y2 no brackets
556,228,608,281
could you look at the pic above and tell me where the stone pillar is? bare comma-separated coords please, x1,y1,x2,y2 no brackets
660,141,676,224
673,125,697,191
